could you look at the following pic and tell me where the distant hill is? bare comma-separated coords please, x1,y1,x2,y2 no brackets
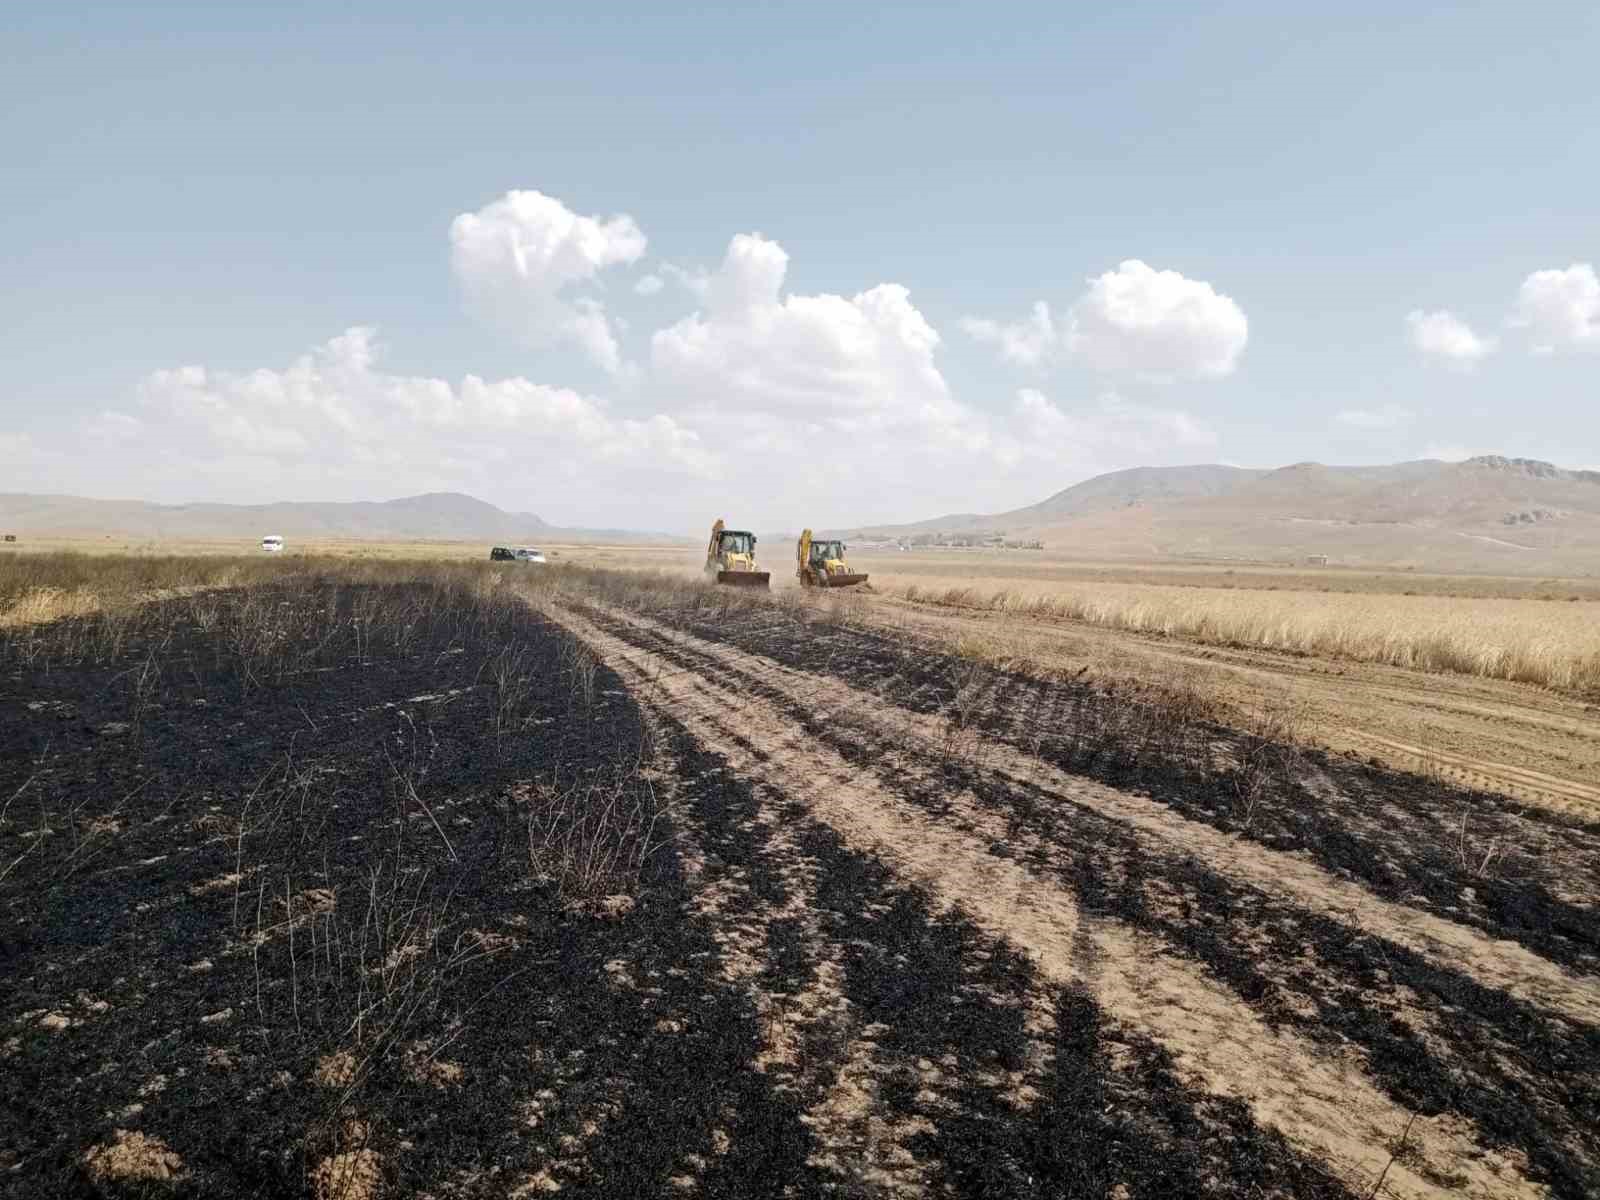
836,464,1270,538
0,491,684,545
837,457,1600,573
1015,463,1267,521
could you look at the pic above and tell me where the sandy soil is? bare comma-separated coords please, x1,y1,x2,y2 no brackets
533,542,1600,814
857,594,1600,817
542,597,1599,1198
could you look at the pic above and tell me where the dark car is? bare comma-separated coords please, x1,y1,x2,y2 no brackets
489,546,515,561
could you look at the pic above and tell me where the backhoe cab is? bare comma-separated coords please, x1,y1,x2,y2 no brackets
796,529,869,589
706,519,771,588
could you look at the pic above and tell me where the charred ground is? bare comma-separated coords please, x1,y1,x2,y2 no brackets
2,559,1597,1198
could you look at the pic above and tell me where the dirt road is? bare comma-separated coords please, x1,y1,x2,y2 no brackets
859,595,1600,817
543,596,1600,1199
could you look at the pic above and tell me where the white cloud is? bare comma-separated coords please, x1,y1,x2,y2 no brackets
81,411,145,443
449,190,647,372
117,327,714,502
960,301,1058,368
1014,390,1216,458
1510,263,1600,352
1335,404,1414,430
659,262,710,298
651,233,961,436
633,273,664,296
1405,309,1495,368
36,226,1255,530
1070,261,1248,379
963,260,1247,381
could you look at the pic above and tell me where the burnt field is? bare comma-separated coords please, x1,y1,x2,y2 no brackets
3,561,1599,1198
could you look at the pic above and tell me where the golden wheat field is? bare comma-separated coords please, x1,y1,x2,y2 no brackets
883,573,1600,690
7,539,1600,692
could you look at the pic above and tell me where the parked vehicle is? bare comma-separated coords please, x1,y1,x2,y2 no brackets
489,546,516,561
261,535,284,553
796,529,868,588
704,519,769,588
514,547,547,564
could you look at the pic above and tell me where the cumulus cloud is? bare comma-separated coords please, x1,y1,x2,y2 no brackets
659,262,710,298
960,302,1058,368
449,190,647,371
633,274,664,296
963,260,1247,381
116,327,714,501
1014,390,1216,457
1510,263,1600,352
1405,310,1495,368
1335,404,1414,430
34,220,1256,529
1070,261,1248,379
81,411,145,443
651,233,963,438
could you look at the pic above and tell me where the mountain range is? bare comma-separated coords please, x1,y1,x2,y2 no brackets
0,492,682,545
835,456,1600,573
7,455,1600,572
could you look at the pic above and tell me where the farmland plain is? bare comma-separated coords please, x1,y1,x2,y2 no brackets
2,545,1598,1197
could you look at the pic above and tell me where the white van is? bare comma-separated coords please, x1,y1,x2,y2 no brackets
261,535,284,553
513,547,546,564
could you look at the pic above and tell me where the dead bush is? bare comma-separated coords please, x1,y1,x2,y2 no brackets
487,641,534,741
1229,705,1303,832
557,633,600,709
521,763,671,901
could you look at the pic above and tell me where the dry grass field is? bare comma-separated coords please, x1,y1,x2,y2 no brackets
890,577,1600,690
543,541,1600,691
4,548,1600,1197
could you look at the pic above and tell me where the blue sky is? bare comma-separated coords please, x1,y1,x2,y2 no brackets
3,2,1597,531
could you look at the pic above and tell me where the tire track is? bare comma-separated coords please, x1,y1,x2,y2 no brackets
636,600,1600,976
867,595,1600,818
585,603,1600,1197
637,706,945,1196
542,600,1538,1200
1340,730,1600,813
601,603,1600,1029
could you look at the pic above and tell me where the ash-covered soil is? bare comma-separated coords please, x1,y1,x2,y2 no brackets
612,594,1600,973
539,591,1600,1198
3,574,1597,1198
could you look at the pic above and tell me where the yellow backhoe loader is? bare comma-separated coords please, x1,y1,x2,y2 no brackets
796,529,869,588
705,519,771,588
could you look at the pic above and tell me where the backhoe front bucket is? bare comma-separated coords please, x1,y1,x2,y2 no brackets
818,573,869,588
716,570,771,589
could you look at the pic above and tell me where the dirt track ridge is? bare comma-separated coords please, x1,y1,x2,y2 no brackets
542,598,1551,1200
602,604,1600,1031
866,596,1600,818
